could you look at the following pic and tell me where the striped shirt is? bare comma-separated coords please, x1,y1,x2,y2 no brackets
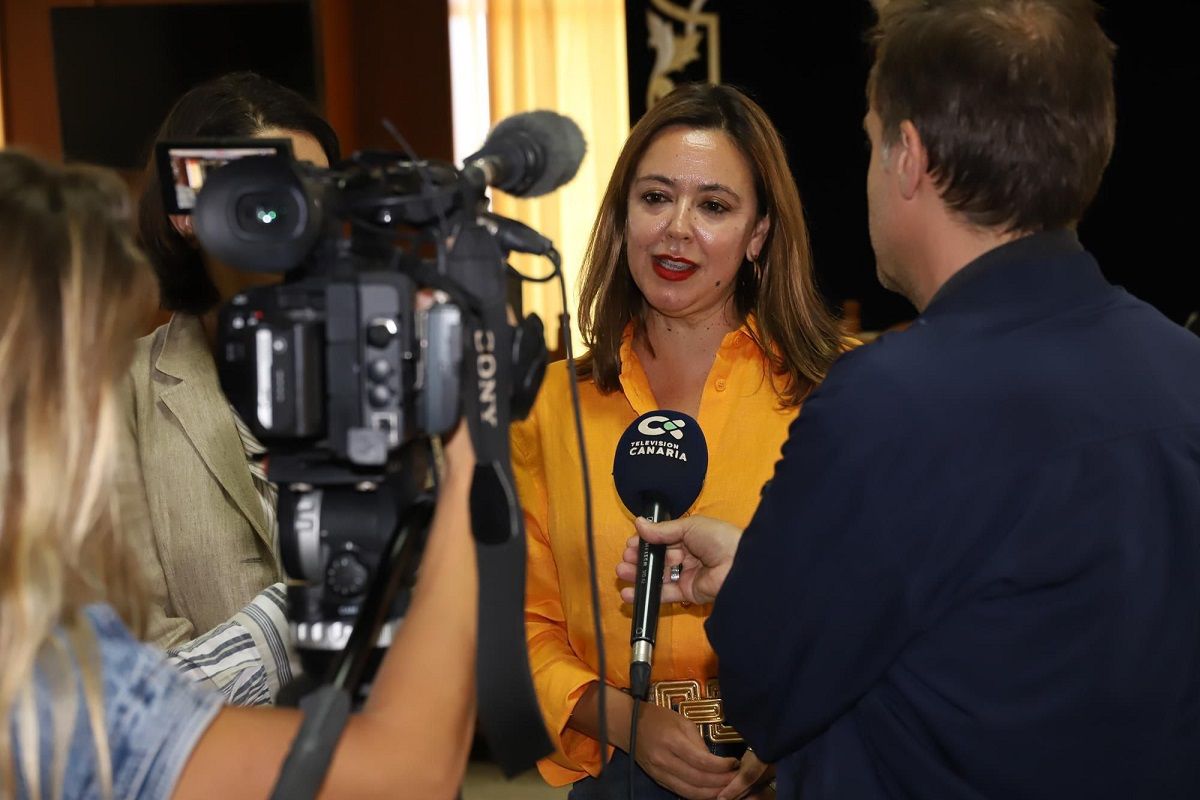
165,582,294,705
229,402,280,559
162,406,295,705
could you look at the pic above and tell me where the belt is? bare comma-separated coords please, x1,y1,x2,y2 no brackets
649,679,744,744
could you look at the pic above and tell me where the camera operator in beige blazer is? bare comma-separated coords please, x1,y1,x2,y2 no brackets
119,72,340,703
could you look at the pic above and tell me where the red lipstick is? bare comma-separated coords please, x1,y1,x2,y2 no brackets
651,253,698,282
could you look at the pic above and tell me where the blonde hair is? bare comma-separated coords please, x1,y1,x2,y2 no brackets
0,151,157,798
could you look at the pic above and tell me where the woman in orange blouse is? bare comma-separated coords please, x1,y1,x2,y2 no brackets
512,83,846,799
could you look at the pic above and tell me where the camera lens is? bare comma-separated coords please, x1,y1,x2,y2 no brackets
235,191,297,239
194,156,323,273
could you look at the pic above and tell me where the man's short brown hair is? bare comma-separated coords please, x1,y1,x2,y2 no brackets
869,0,1116,233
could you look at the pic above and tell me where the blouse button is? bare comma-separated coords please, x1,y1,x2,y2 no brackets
714,378,727,391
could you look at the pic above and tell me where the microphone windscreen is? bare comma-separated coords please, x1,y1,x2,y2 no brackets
484,110,586,197
612,410,708,519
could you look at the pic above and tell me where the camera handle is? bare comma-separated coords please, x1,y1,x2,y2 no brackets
268,491,437,800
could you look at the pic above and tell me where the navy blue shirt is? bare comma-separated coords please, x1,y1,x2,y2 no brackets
707,231,1200,798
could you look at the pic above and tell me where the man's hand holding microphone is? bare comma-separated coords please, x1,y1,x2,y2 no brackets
617,515,743,607
616,513,774,799
609,413,772,799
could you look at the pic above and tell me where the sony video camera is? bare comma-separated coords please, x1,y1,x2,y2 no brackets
160,112,584,661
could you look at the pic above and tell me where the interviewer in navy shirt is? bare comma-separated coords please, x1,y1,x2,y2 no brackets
620,1,1200,797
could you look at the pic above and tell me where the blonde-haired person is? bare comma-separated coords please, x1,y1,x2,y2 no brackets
0,150,476,798
513,82,848,800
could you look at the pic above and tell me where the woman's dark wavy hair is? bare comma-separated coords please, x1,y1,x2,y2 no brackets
576,82,844,407
137,71,340,314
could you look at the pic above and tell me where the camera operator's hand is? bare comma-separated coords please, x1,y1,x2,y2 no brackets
415,283,476,479
440,419,476,477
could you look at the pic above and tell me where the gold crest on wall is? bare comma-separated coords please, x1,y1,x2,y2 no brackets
644,0,721,110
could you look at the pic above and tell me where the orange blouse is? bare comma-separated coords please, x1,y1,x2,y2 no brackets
511,323,801,785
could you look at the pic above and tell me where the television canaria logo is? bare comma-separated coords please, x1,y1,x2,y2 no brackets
637,416,686,440
630,415,689,461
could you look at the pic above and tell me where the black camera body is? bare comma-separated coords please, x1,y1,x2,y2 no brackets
218,271,465,465
183,122,569,634
216,268,463,647
178,110,581,770
200,198,482,652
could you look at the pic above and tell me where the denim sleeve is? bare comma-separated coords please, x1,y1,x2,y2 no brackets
92,605,224,799
17,605,225,800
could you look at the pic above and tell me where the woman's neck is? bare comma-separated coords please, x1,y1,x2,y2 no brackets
632,300,741,418
639,299,740,364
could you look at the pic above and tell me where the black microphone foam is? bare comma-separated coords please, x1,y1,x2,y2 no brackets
613,410,708,519
471,110,586,198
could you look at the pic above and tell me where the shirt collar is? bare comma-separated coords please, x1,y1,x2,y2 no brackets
921,229,1111,323
153,313,215,384
616,315,759,413
618,315,758,360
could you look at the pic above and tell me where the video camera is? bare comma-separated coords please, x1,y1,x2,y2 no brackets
160,110,581,777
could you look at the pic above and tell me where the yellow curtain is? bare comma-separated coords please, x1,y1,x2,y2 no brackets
487,0,630,354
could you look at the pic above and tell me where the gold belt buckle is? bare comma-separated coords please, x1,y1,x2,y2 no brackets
651,679,744,744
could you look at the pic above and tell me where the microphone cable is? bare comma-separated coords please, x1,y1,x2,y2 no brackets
629,696,642,800
510,248,608,772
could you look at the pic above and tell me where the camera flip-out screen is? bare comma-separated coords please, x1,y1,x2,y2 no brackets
156,138,293,214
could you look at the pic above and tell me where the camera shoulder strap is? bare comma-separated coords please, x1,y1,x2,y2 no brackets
448,223,553,774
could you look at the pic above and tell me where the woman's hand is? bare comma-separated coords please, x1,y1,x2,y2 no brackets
632,702,738,799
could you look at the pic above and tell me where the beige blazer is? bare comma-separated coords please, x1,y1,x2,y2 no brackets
119,314,280,647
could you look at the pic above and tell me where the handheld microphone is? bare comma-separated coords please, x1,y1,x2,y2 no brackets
613,410,708,699
464,110,587,198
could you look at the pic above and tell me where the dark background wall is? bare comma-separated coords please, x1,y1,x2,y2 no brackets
0,0,454,332
0,0,454,172
3,1,1194,331
50,2,318,169
626,1,1199,332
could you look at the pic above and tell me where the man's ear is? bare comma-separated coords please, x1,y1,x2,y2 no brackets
894,120,928,201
